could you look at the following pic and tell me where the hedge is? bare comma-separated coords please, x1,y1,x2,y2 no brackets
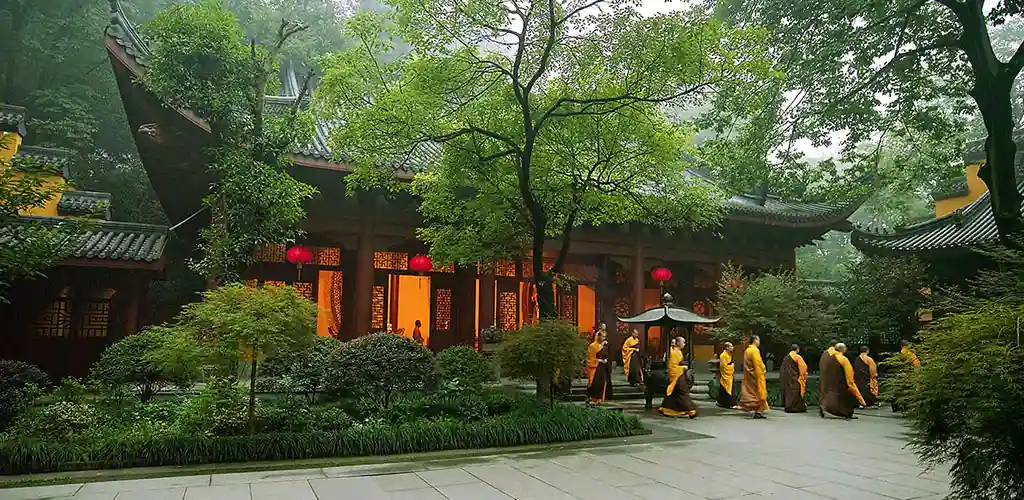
0,406,647,474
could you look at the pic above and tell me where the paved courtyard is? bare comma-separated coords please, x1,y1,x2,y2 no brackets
1,406,951,500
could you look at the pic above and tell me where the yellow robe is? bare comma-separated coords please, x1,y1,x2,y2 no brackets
719,351,734,395
622,336,639,376
658,347,696,417
901,346,921,367
790,351,808,397
740,345,768,412
835,351,866,406
586,341,602,385
859,352,879,398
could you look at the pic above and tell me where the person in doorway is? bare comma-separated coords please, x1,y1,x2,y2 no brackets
854,346,879,407
716,342,738,409
820,343,865,419
586,329,613,404
622,329,641,380
658,337,697,418
780,344,808,413
412,320,424,345
740,335,769,419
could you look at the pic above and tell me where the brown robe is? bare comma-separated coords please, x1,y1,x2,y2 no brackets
818,347,836,410
853,354,878,406
780,353,807,413
586,344,613,403
821,351,864,418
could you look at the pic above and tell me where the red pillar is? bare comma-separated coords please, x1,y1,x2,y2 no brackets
631,241,644,314
478,271,495,332
353,220,374,337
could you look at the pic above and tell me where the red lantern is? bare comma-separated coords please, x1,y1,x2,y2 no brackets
286,245,313,280
651,267,672,284
409,254,433,273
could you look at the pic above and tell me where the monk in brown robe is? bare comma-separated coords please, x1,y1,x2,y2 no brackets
853,346,879,407
820,343,865,419
716,342,738,409
817,344,837,418
740,335,768,419
780,344,808,413
658,337,697,418
622,329,642,385
586,329,613,404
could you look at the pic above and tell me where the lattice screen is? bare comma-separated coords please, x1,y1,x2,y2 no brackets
615,297,630,334
435,288,452,330
521,261,532,280
374,251,409,271
432,263,455,273
497,291,518,331
495,260,516,277
330,272,343,335
564,264,597,282
254,244,286,263
294,282,314,300
80,300,111,338
371,285,387,330
244,279,258,288
34,298,71,337
263,280,286,288
560,293,577,324
313,247,341,266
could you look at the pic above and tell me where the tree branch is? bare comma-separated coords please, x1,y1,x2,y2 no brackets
1008,40,1024,74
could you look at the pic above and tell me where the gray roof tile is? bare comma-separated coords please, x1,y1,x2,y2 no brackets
0,103,27,136
58,191,112,219
1,216,168,264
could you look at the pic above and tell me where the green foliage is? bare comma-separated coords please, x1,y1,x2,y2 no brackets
90,327,200,402
257,400,353,433
175,377,250,437
711,264,835,352
0,405,646,474
834,256,931,347
380,392,488,424
327,333,436,409
435,346,495,390
6,401,97,442
496,321,587,398
143,0,317,283
316,1,774,316
260,335,340,403
0,360,50,428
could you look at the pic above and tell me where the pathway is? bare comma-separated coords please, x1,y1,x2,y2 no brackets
1,406,951,500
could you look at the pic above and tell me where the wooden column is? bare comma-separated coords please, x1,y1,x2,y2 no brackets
353,220,375,337
123,274,141,337
478,271,495,332
631,241,645,314
455,264,477,347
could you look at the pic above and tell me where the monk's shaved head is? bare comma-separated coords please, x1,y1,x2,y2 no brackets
790,344,800,352
835,342,847,353
860,346,870,354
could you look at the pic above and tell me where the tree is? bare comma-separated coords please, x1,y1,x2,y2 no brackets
496,320,587,402
143,0,318,284
711,263,836,356
710,0,1024,244
834,255,931,351
260,334,340,403
315,0,774,317
326,332,436,409
177,283,315,434
89,326,202,401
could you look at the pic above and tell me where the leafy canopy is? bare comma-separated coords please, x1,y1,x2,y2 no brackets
327,332,436,409
497,320,587,398
315,0,775,315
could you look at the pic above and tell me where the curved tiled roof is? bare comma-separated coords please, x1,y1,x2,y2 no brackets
851,182,1018,254
1,216,168,264
0,104,27,137
58,191,113,219
105,0,862,229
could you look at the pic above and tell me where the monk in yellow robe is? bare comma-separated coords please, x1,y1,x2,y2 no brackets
739,335,768,418
779,344,807,413
901,339,921,366
586,330,612,404
892,339,921,412
716,342,738,409
657,337,697,418
622,329,641,385
853,346,879,407
820,343,865,419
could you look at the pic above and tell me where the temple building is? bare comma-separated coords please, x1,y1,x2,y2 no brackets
103,1,861,365
852,133,1024,283
0,103,169,378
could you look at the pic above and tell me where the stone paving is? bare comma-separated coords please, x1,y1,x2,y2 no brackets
1,406,951,500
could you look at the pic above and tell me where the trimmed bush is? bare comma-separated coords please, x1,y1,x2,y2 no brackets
497,321,587,400
261,336,340,403
174,377,250,437
90,327,193,402
436,346,495,390
0,405,646,474
0,360,49,428
327,333,435,409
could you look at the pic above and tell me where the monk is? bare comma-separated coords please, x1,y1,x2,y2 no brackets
892,339,921,412
853,346,879,407
716,342,738,409
586,329,613,404
817,343,837,416
658,337,697,418
820,343,865,419
901,339,921,366
622,329,641,385
739,335,768,419
779,344,808,413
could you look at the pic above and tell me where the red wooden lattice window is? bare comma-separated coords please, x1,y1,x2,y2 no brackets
614,297,630,334
432,262,455,273
264,280,286,288
374,251,408,271
371,285,387,330
497,291,518,331
313,247,341,267
521,261,532,280
254,244,286,263
495,260,516,278
560,293,577,324
435,288,452,330
294,282,314,300
34,297,72,337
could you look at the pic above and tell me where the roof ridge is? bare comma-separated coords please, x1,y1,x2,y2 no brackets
17,215,168,233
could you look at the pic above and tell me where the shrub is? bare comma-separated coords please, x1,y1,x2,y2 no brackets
496,321,587,400
327,333,435,409
379,392,488,424
480,388,540,416
261,336,340,403
0,360,49,428
436,346,495,390
90,327,195,402
175,377,250,437
258,400,353,433
6,401,98,441
0,405,647,474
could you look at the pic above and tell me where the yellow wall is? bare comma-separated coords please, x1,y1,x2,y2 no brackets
396,275,430,344
935,163,986,217
1,131,64,217
577,285,595,333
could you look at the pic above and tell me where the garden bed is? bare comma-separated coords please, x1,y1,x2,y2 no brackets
0,404,646,475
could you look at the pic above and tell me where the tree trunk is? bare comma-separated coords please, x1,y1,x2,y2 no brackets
1,3,26,102
976,78,1024,242
535,374,552,403
248,342,258,436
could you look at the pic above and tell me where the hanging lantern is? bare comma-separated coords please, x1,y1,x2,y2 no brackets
286,245,313,280
650,267,672,284
409,254,433,274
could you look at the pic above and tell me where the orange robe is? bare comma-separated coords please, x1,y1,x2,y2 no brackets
622,336,639,376
835,351,866,406
739,345,768,412
586,341,601,385
657,347,697,417
793,351,808,397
